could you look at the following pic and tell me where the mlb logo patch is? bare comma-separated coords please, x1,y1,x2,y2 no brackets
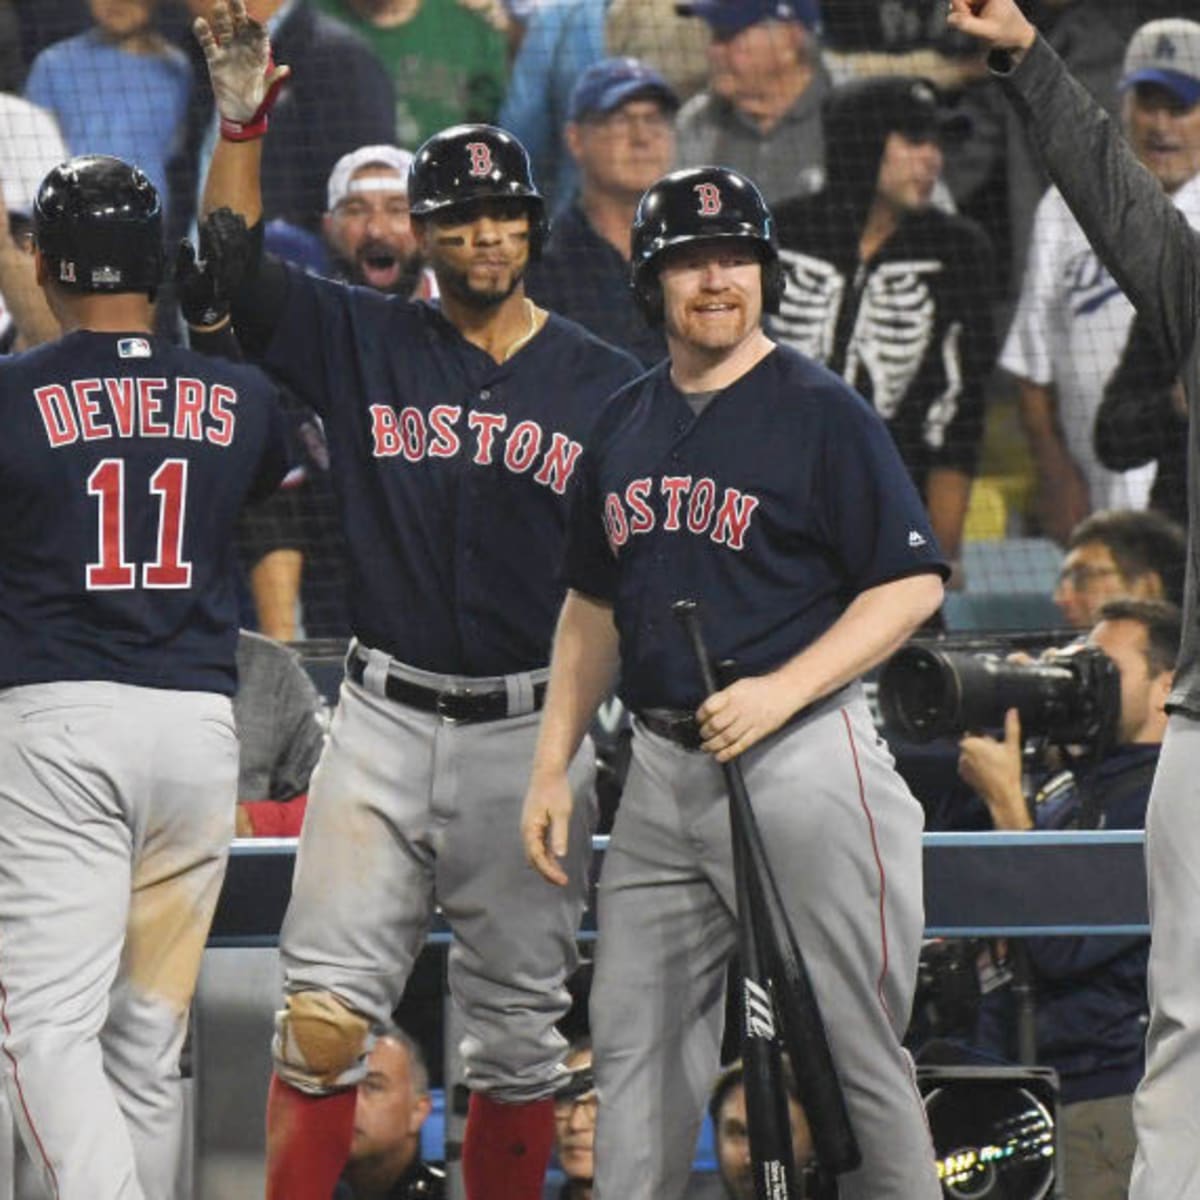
118,337,152,359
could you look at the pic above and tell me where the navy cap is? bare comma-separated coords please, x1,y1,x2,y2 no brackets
568,57,680,123
674,0,819,36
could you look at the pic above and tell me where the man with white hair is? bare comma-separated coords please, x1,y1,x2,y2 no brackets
1001,18,1200,541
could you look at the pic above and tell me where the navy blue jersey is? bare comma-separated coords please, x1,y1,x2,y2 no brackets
257,265,642,675
0,331,287,695
565,345,948,711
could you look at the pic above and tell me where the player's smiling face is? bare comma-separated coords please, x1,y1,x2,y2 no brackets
1126,82,1200,194
419,197,532,309
658,239,763,352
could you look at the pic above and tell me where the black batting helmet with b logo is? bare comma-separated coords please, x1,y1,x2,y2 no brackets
630,166,784,323
407,124,549,257
34,155,165,296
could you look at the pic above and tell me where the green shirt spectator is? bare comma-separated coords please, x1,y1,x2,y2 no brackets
314,0,509,147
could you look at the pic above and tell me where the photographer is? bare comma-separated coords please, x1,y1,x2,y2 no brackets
957,598,1181,1200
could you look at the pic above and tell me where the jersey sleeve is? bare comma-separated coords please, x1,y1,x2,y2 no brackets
998,190,1061,385
816,383,949,589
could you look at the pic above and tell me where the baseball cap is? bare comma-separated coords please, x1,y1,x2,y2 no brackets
326,145,414,212
568,57,680,124
674,0,819,36
1119,18,1200,108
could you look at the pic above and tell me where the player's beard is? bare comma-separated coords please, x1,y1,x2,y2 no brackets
437,259,526,310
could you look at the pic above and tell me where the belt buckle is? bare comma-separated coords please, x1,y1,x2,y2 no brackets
435,687,469,724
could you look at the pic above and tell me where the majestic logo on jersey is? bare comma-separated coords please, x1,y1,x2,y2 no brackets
34,378,237,449
368,404,583,494
694,182,723,216
466,142,494,178
602,475,760,554
907,530,927,548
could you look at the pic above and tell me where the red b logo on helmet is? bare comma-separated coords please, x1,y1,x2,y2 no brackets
466,142,494,178
694,182,722,216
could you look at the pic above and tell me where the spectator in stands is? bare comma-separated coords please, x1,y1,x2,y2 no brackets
24,0,190,207
770,77,997,582
498,0,605,215
1001,18,1200,541
1054,510,1186,631
167,0,395,249
233,629,326,838
672,0,829,204
0,93,67,352
240,144,427,642
334,1024,445,1200
552,1039,596,1200
1095,312,1188,529
958,598,1181,1200
309,0,508,150
710,1059,830,1200
606,0,711,106
525,57,677,368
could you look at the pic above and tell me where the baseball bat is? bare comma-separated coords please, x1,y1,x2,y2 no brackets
672,600,862,1178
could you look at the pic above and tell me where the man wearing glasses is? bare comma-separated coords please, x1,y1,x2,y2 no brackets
525,56,679,367
1053,510,1186,629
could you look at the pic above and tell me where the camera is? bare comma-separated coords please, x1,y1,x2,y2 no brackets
877,641,1120,747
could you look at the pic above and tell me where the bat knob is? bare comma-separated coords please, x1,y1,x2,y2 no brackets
671,598,699,621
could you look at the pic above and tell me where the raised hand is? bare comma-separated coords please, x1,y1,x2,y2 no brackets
193,0,290,140
945,0,1038,53
175,206,253,329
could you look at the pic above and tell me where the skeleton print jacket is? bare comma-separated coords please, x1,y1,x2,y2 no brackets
769,197,997,498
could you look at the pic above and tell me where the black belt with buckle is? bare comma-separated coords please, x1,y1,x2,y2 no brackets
346,654,547,723
636,709,703,750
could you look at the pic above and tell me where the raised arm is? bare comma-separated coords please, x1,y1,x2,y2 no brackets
948,0,1200,366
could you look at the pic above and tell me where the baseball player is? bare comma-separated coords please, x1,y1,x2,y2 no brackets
522,166,946,1200
191,4,642,1198
946,6,1200,1198
0,154,286,1199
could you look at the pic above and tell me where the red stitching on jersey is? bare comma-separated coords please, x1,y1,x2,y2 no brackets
840,706,893,1024
0,959,61,1197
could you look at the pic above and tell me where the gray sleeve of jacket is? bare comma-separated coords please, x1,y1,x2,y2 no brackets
997,35,1200,369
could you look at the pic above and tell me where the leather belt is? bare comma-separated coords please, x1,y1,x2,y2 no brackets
346,652,547,723
636,708,703,750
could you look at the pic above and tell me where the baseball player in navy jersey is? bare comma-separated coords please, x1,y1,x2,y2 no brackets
522,166,945,1200
191,4,642,1198
0,155,286,1199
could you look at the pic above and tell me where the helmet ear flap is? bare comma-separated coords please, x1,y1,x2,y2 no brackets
631,267,664,326
762,256,785,314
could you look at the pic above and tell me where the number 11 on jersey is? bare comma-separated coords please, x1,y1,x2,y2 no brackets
87,457,193,590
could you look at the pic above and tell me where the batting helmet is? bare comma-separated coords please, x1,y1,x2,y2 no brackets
630,166,784,323
407,124,549,256
33,155,165,295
